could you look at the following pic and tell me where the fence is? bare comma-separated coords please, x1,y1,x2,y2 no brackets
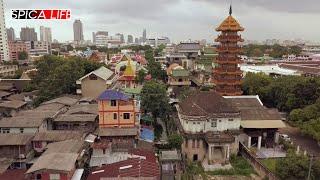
239,142,278,180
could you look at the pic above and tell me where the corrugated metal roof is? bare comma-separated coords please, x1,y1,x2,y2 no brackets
240,120,286,129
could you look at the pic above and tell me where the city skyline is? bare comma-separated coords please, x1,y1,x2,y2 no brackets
2,0,320,43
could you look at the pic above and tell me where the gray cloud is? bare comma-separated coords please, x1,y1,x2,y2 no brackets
3,0,320,43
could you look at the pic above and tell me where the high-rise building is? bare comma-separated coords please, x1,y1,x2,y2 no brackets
20,27,38,41
142,29,147,43
134,38,139,44
6,27,15,41
127,35,133,44
213,6,244,96
73,19,84,42
40,26,52,43
92,31,108,44
0,0,10,61
115,33,124,43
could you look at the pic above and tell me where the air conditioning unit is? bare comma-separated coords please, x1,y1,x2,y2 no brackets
19,154,25,159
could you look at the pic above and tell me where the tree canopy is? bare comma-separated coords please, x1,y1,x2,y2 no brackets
141,80,170,119
30,55,103,106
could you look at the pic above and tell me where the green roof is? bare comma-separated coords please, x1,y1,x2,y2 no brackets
172,69,189,77
123,87,142,95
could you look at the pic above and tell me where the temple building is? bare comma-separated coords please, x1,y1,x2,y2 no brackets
213,6,244,96
117,59,137,88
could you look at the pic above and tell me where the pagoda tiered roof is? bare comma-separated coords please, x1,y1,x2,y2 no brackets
216,15,244,32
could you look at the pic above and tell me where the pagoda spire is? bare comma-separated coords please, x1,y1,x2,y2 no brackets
229,4,232,15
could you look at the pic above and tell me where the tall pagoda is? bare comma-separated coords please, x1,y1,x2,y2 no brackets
213,6,244,96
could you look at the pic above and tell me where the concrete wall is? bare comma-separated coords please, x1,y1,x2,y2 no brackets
98,99,137,128
179,114,240,133
181,138,206,162
81,76,109,98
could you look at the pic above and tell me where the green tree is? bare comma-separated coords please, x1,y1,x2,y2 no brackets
275,151,320,180
31,55,102,106
141,80,170,119
18,51,28,60
168,134,183,149
135,69,146,84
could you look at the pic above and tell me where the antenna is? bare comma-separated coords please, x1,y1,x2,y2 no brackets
229,0,233,15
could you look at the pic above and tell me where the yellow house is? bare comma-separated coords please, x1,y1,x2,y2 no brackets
97,90,140,128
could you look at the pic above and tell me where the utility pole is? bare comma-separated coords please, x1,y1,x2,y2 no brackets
307,155,313,180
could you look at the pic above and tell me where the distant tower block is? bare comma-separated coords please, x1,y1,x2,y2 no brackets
213,5,244,96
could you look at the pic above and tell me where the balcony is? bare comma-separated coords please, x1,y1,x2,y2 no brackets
216,46,242,53
213,68,242,75
212,79,242,85
215,35,244,43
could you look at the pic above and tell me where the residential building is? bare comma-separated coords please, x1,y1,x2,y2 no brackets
0,100,27,117
88,149,160,180
54,104,98,132
76,66,117,98
0,133,34,161
39,26,52,43
92,31,108,46
146,37,170,47
225,95,286,151
6,27,15,41
167,63,191,86
26,41,50,56
213,7,244,96
159,150,182,180
176,91,241,171
0,65,18,77
0,102,70,134
127,34,133,44
32,130,83,153
134,37,139,44
97,89,140,128
20,27,37,41
176,42,202,60
115,33,125,43
0,0,10,61
8,41,29,61
26,139,89,180
73,19,84,43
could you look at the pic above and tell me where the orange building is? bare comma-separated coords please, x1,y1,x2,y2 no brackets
97,89,140,128
213,6,244,96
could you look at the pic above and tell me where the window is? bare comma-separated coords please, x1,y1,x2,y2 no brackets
110,100,117,106
185,138,188,148
228,119,234,121
197,140,200,148
192,139,195,148
193,154,198,161
123,113,130,119
1,128,9,133
211,120,217,128
89,74,98,80
20,128,24,133
113,113,117,120
49,174,60,180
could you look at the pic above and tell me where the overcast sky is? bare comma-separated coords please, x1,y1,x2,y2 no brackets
3,0,320,43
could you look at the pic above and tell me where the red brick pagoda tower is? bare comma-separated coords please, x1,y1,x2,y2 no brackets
213,6,244,96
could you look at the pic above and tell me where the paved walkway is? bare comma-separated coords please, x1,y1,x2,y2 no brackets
279,123,320,156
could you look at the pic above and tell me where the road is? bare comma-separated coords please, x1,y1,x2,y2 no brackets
279,123,320,156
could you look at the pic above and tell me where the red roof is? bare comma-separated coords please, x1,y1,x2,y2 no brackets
134,54,147,65
144,74,152,81
0,169,27,180
87,149,160,180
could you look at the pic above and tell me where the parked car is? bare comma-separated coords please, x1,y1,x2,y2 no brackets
280,134,291,142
